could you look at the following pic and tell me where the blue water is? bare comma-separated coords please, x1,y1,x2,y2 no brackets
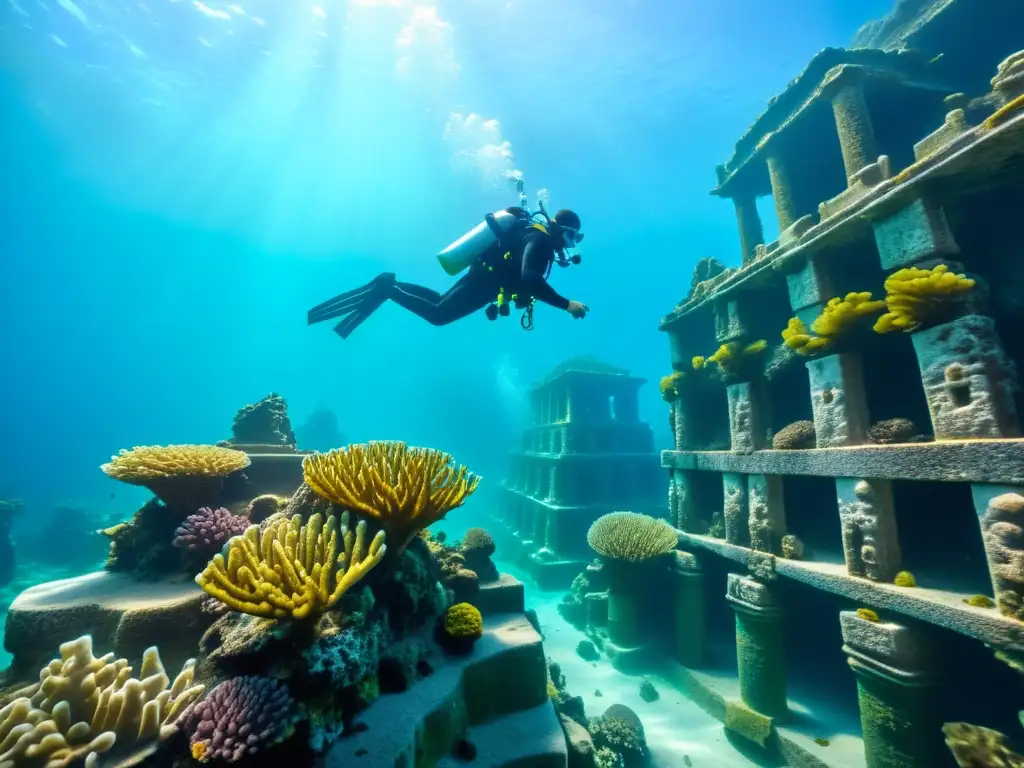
0,0,889,559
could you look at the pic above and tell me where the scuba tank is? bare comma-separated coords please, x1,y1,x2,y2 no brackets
436,209,525,276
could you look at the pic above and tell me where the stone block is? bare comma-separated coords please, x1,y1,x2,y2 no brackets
785,257,834,313
837,478,901,582
724,700,775,748
911,315,1019,439
748,475,787,555
806,353,870,447
840,611,932,673
873,197,960,270
913,109,970,162
714,298,751,344
475,574,525,615
726,573,777,609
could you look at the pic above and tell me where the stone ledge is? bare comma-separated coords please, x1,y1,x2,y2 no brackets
475,574,525,615
662,661,862,768
435,702,567,768
677,532,1024,651
662,438,1024,484
321,613,548,767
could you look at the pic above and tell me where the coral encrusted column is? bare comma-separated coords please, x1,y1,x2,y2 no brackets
731,195,765,264
672,551,706,667
841,611,942,768
766,152,799,231
831,82,879,182
726,574,788,718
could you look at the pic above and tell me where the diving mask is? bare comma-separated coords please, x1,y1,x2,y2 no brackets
561,227,584,249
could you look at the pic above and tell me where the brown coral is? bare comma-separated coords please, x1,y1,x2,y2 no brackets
867,418,922,445
302,442,481,556
587,512,678,563
943,722,1024,768
772,421,816,450
101,445,251,510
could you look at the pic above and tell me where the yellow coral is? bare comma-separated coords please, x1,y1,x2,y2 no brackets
691,356,706,370
195,511,386,620
101,444,251,509
782,293,885,356
0,635,204,768
444,602,483,641
856,607,879,622
893,570,916,587
873,264,975,334
659,372,685,402
302,442,481,554
587,511,678,563
698,340,767,377
982,93,1024,131
963,594,995,608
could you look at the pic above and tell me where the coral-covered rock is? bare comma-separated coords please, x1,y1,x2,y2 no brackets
101,499,196,580
294,406,347,452
182,676,297,763
304,619,389,691
460,527,499,583
246,494,289,524
772,420,816,450
229,393,296,447
377,637,434,693
589,704,649,768
867,418,924,444
173,506,250,553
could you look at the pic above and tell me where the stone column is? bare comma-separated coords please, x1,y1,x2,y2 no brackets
805,352,871,447
872,197,960,272
910,315,1019,439
723,473,751,546
731,194,764,264
726,574,788,718
605,561,650,648
616,385,640,423
748,474,787,555
547,465,558,501
673,552,706,667
671,399,694,451
831,83,879,183
837,478,902,582
785,255,835,317
727,381,769,453
972,486,1024,621
841,611,941,768
670,470,701,532
766,151,799,231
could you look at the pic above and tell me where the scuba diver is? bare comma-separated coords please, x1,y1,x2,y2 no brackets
307,188,589,339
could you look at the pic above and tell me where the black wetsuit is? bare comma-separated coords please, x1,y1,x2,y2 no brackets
386,225,570,326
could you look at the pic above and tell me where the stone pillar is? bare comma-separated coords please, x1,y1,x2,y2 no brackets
831,83,879,182
667,328,690,372
616,385,640,423
671,399,694,451
723,473,751,546
727,381,769,453
841,611,941,768
785,256,835,316
547,465,558,501
910,315,1019,439
972,486,1024,621
766,151,799,231
805,353,871,447
837,478,902,582
726,574,788,718
731,194,764,264
714,297,752,344
748,474,787,554
532,505,548,549
673,551,706,667
606,563,647,648
670,470,700,533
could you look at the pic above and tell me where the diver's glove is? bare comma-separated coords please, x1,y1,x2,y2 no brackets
566,300,589,319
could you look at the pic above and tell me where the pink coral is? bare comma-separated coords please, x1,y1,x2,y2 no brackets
182,676,296,762
173,507,250,552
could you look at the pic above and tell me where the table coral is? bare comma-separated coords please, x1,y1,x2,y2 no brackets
587,512,678,564
0,635,203,768
873,264,976,334
173,507,250,553
180,676,296,763
195,511,386,620
302,442,481,556
101,444,250,510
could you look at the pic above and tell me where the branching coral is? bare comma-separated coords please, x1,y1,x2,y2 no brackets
873,264,975,334
0,635,203,768
302,442,481,555
782,292,885,356
101,445,250,509
173,507,250,553
180,676,296,763
587,512,678,564
195,512,386,620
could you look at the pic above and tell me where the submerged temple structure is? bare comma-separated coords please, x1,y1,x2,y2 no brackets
495,357,667,589
572,9,1024,768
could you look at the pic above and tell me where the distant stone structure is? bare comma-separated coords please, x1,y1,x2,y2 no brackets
494,357,667,589
640,12,1024,768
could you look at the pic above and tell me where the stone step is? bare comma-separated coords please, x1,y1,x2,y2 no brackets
475,574,525,615
321,612,549,768
435,701,567,768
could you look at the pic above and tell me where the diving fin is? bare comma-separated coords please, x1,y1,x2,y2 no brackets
333,290,389,340
307,273,395,325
